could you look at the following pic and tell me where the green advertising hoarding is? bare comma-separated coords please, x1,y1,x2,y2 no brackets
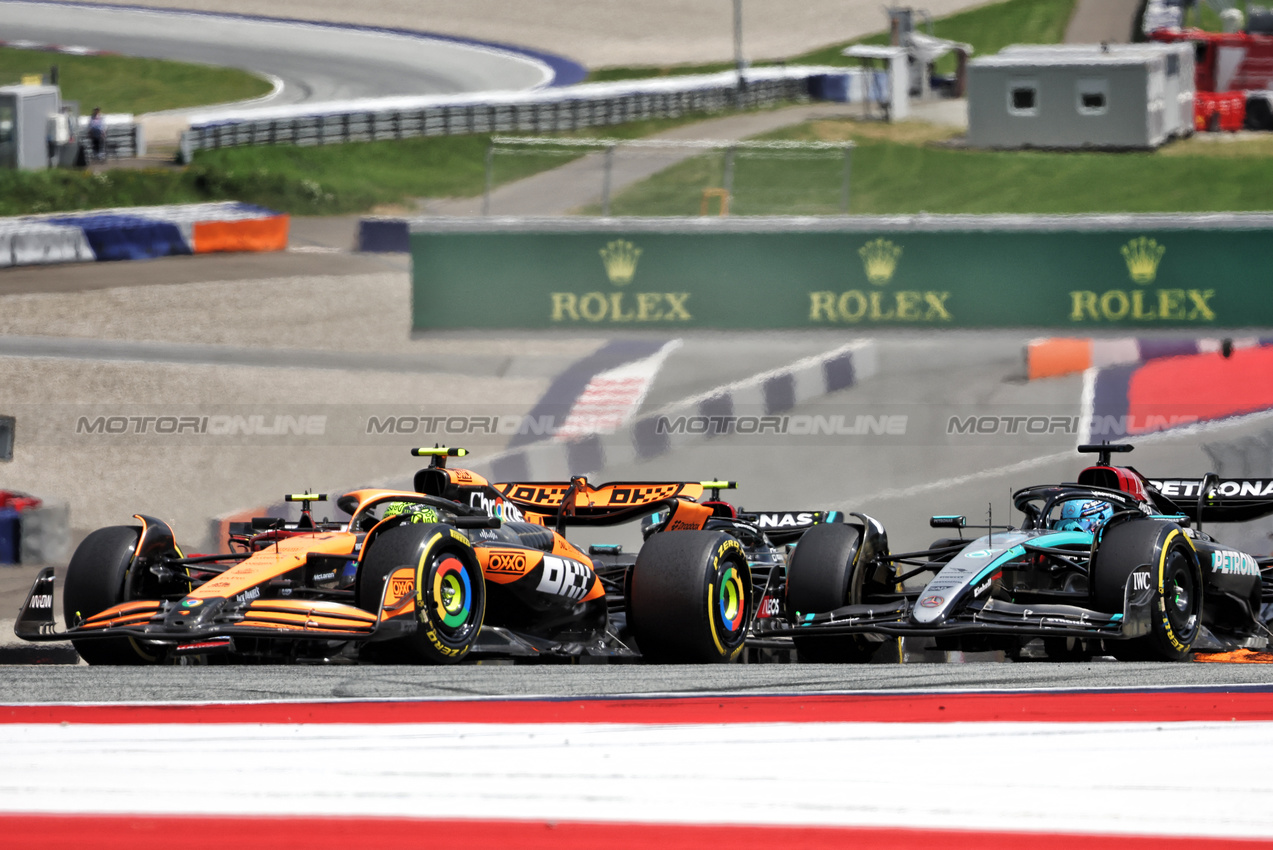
410,215,1273,330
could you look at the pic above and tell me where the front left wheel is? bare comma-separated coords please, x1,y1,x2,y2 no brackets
63,525,162,665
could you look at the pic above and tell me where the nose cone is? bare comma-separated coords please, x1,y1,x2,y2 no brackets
164,597,224,630
911,592,949,624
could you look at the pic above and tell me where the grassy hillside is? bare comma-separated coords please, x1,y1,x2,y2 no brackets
0,48,272,114
597,120,1273,216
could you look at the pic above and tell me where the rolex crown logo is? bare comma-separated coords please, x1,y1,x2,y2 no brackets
599,240,642,286
859,238,902,285
1121,236,1165,285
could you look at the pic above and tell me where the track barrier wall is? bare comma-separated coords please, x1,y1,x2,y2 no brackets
0,203,288,268
180,67,841,155
410,214,1273,331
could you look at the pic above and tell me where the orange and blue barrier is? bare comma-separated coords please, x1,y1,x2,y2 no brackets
1027,336,1273,380
0,202,288,268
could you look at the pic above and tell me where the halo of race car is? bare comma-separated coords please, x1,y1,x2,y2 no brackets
15,443,1273,664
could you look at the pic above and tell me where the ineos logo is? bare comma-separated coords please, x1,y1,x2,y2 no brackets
757,596,781,618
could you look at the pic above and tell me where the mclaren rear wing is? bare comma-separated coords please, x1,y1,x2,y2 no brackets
494,480,710,527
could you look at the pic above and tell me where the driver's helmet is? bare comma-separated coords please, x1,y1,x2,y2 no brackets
381,501,439,524
1055,498,1113,534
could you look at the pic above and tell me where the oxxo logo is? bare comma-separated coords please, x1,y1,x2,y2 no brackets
551,240,692,323
1069,236,1215,323
809,238,953,324
485,549,531,576
389,576,414,601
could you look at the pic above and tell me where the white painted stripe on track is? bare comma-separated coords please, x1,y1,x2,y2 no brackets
2,721,1272,837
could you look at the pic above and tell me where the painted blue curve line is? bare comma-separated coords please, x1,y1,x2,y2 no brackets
1,0,588,86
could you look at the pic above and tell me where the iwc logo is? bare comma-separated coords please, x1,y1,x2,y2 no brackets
858,238,901,284
599,240,641,286
1120,236,1165,284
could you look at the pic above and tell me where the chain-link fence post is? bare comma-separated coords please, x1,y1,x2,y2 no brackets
723,145,736,206
841,144,853,214
601,143,616,216
482,140,495,216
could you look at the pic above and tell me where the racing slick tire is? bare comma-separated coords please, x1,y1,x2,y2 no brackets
627,531,751,663
63,525,160,665
786,522,880,663
1092,520,1201,662
358,523,485,664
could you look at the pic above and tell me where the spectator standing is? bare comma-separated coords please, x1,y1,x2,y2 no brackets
46,106,71,167
88,107,106,161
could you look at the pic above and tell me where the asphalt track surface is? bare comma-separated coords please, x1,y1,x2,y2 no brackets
0,0,556,114
0,2,1270,702
5,660,1273,703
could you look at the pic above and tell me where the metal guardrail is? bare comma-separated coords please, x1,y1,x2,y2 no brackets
76,117,145,160
104,123,144,159
179,71,825,156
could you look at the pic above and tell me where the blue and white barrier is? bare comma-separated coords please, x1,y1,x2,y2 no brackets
0,202,289,268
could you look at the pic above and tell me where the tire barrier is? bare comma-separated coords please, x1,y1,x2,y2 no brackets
0,202,288,268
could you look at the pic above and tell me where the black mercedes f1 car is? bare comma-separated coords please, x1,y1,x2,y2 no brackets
753,443,1273,662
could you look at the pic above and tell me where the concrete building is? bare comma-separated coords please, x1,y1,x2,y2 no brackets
967,43,1195,149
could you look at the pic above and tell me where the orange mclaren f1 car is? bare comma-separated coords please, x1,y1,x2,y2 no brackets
15,448,833,664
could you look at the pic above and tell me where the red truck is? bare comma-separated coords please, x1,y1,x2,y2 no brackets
1151,13,1273,130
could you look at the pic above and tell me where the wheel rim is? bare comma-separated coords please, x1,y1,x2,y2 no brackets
1163,550,1198,641
431,555,474,635
713,563,747,642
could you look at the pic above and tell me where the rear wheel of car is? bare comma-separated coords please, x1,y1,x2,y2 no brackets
63,525,161,665
785,523,882,663
1092,520,1200,662
358,523,485,664
628,531,751,663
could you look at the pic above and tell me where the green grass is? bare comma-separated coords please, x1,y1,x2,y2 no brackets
595,119,1273,217
0,48,272,114
590,0,1078,80
0,112,777,216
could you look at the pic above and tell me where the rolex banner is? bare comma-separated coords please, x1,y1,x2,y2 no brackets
409,216,1273,331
